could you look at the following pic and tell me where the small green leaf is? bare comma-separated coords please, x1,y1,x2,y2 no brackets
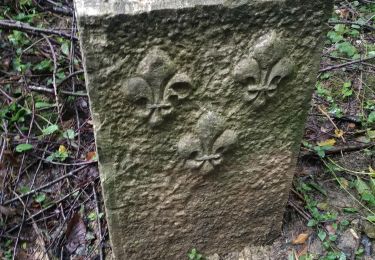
34,193,46,203
342,81,353,97
88,212,97,221
19,186,31,194
63,129,75,140
366,215,375,222
337,42,357,57
368,111,375,123
35,102,55,109
334,24,347,34
355,178,371,195
33,59,52,72
15,143,33,152
343,207,358,213
318,230,327,241
327,31,344,43
307,219,318,227
61,42,70,56
329,234,337,241
42,124,59,135
340,220,350,226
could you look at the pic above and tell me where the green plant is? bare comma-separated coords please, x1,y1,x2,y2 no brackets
46,145,69,162
188,248,204,260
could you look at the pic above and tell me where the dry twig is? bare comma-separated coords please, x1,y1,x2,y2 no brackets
0,20,78,41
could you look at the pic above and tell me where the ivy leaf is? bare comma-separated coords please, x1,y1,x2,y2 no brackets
327,31,344,43
337,42,357,57
15,143,33,152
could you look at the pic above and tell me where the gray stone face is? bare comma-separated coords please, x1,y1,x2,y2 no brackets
75,0,333,259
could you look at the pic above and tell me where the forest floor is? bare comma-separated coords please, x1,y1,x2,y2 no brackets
0,1,374,260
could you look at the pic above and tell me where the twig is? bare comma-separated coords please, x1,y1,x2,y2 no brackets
288,200,311,221
29,153,97,166
0,87,14,101
57,70,84,87
42,34,62,124
317,105,346,143
34,0,73,16
319,56,375,72
28,85,88,96
300,142,374,157
328,21,375,31
0,20,78,41
3,166,87,206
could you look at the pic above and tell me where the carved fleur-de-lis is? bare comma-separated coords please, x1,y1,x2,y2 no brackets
178,111,237,174
122,48,193,127
233,31,294,107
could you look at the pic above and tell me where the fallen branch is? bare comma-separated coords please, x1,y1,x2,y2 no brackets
0,20,78,41
300,142,375,157
328,21,375,31
28,85,88,97
319,56,375,73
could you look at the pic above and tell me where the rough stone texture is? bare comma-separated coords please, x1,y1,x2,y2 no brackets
75,0,333,259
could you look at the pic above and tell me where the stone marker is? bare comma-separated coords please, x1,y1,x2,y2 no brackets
75,0,333,258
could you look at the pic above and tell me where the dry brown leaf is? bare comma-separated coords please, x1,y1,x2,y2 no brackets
336,8,350,19
297,244,308,256
325,224,336,235
32,237,50,260
85,151,97,161
65,213,87,254
292,233,309,245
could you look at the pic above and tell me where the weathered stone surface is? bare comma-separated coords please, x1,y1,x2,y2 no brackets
75,0,333,258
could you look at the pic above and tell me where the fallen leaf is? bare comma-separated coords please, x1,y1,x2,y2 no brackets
317,202,329,211
317,139,336,147
339,177,349,189
336,8,350,19
292,233,309,245
65,213,87,254
350,228,359,240
32,223,49,260
297,244,308,256
325,224,336,235
85,151,97,161
334,129,344,138
58,145,67,154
